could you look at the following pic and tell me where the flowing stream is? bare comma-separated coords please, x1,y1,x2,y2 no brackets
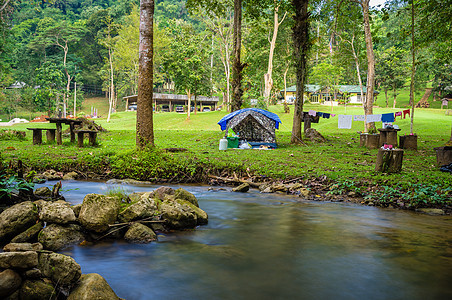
38,180,451,300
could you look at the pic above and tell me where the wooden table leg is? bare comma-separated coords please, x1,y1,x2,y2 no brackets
88,132,97,146
32,129,43,145
56,123,62,145
77,131,84,147
69,123,76,143
46,129,56,142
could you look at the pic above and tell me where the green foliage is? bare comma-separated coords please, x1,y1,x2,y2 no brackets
0,175,35,201
105,187,131,210
326,179,360,196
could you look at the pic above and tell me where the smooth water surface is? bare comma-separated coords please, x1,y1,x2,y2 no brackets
40,180,452,300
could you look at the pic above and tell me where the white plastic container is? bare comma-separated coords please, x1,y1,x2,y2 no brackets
219,138,228,150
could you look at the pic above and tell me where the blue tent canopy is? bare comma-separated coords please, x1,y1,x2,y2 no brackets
217,108,281,131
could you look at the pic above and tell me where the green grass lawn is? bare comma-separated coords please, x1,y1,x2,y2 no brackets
2,102,451,209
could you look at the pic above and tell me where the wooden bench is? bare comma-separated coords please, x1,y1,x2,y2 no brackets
27,128,57,145
74,130,98,147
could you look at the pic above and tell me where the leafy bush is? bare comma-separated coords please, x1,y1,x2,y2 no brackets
0,130,26,141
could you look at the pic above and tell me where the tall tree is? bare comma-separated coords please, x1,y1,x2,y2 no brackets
163,23,212,119
98,13,118,122
291,0,310,144
29,19,84,117
136,0,154,148
356,0,376,132
376,47,408,108
263,1,288,105
231,0,244,111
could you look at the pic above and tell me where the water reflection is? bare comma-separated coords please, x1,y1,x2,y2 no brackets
40,180,452,300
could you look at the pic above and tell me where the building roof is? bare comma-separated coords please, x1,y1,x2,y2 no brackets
282,84,378,94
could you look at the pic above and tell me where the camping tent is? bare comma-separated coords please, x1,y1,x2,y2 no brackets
217,108,281,148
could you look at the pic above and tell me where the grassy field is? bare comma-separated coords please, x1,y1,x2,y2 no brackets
1,99,452,210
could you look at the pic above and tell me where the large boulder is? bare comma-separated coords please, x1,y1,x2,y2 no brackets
78,194,120,233
0,269,22,299
11,222,43,243
0,202,38,243
38,252,81,286
0,251,38,269
39,201,77,224
38,224,85,251
174,188,199,207
177,200,208,225
19,279,56,300
124,223,157,243
118,192,158,223
159,199,197,229
67,273,119,300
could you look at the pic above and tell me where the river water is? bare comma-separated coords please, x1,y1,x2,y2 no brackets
39,180,452,300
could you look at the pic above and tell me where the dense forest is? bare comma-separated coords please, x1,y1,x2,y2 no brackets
0,0,450,120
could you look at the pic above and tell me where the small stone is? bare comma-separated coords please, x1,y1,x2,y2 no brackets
261,187,273,193
124,223,157,244
298,188,310,197
232,183,250,193
34,187,52,198
416,208,445,215
63,171,78,180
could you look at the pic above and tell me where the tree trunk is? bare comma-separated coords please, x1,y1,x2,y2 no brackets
409,0,415,134
107,47,114,122
384,88,388,108
291,0,310,144
136,0,155,149
187,89,192,120
283,64,290,113
361,0,375,133
350,35,365,117
231,0,243,112
264,4,286,104
393,86,397,109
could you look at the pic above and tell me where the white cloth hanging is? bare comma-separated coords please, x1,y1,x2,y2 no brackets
338,115,353,129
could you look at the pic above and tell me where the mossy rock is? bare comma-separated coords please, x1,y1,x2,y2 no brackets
174,188,199,207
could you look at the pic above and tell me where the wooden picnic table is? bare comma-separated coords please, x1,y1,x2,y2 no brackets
46,118,82,145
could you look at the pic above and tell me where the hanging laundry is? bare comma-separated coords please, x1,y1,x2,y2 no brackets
331,114,336,117
381,113,395,123
323,113,330,119
403,109,410,119
308,110,316,116
366,114,382,123
316,112,324,117
338,115,353,129
353,115,365,121
394,111,402,120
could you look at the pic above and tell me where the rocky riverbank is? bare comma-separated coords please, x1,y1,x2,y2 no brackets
0,182,208,299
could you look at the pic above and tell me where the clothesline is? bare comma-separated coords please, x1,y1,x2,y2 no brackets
338,109,411,129
306,109,412,129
